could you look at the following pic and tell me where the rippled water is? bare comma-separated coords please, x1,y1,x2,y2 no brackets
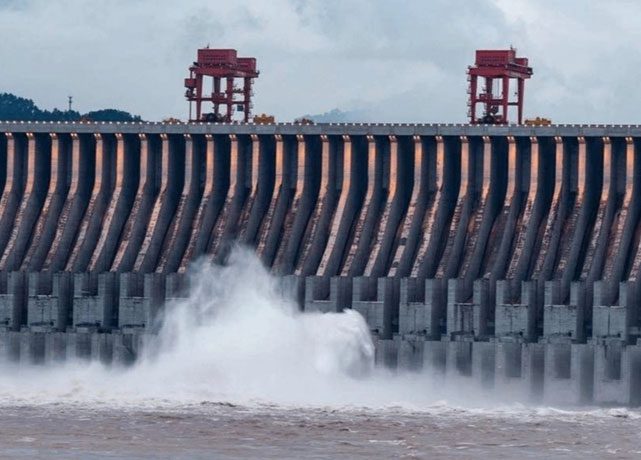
2,403,641,459
1,251,639,459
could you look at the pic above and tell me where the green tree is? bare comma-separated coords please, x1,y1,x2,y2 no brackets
83,109,142,122
0,93,44,120
0,93,143,122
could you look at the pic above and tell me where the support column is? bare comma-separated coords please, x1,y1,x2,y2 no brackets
109,133,158,272
304,275,352,313
352,277,398,340
296,134,336,276
602,137,639,302
341,135,384,276
506,136,547,285
73,272,118,331
209,134,249,263
412,135,452,279
27,272,72,331
42,132,94,271
0,132,50,271
86,133,136,272
555,137,592,302
388,135,431,278
134,134,184,272
434,136,475,280
157,134,203,273
256,134,289,266
119,273,166,332
238,134,275,247
317,135,362,277
0,272,26,331
0,133,26,260
21,132,70,271
273,134,319,275
532,136,567,284
65,133,114,272
178,134,227,272
365,135,408,277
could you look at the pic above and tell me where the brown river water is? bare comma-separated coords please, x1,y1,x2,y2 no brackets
1,402,640,459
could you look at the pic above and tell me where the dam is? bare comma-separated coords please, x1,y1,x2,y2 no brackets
0,121,640,405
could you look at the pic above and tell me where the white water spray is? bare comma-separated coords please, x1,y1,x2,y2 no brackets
0,248,510,410
133,249,376,402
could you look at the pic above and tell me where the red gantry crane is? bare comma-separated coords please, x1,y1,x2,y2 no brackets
185,48,259,123
467,48,532,125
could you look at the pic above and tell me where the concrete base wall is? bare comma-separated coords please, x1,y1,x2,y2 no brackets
0,269,638,406
0,271,637,406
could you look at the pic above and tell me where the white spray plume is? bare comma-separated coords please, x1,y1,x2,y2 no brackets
135,248,376,400
0,248,510,411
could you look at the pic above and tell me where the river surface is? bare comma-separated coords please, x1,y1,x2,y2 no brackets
1,402,640,459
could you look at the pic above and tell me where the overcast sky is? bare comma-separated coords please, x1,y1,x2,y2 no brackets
1,0,640,123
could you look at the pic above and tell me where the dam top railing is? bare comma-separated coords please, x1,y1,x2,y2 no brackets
1,121,641,137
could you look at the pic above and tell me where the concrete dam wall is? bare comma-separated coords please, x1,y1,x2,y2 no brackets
1,121,641,405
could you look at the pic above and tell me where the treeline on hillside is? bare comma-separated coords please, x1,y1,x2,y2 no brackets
0,93,142,122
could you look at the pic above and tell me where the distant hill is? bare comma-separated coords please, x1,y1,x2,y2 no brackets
0,93,142,122
303,108,370,123
81,109,142,122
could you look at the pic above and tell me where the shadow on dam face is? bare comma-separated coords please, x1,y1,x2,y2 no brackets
0,122,640,406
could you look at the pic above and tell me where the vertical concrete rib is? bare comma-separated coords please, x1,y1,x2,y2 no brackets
550,137,584,285
134,135,184,272
296,135,339,276
557,137,602,301
485,136,526,281
110,134,159,272
341,135,385,276
41,133,94,272
22,133,71,271
273,135,320,275
388,136,432,278
506,137,550,285
581,138,619,300
604,138,641,301
436,136,485,280
84,133,137,273
209,134,247,263
415,135,462,279
456,136,508,297
0,132,50,271
0,133,25,262
364,135,410,277
0,134,5,195
177,134,228,272
157,134,202,273
532,136,570,283
238,134,274,248
65,133,114,272
316,135,365,277
256,135,294,268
